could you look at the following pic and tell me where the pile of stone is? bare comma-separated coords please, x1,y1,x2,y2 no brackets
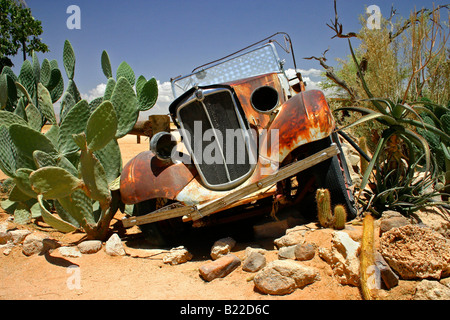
0,221,125,258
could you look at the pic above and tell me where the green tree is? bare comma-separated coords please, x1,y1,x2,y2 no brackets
0,0,49,70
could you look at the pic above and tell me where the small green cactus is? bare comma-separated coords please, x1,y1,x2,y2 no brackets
333,205,347,230
316,188,334,228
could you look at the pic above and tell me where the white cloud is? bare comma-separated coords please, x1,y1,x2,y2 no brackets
81,83,106,102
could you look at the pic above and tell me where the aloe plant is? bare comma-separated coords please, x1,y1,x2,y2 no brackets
335,40,450,216
0,40,159,239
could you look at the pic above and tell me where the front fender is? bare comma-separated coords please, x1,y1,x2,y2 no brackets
120,151,197,205
260,90,335,163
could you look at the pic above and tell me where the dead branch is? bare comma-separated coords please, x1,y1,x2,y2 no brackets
304,49,357,101
327,0,359,39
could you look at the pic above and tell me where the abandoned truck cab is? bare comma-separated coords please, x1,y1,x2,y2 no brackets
120,33,355,238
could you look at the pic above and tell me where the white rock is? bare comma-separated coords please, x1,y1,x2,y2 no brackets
413,280,450,300
9,229,31,245
163,246,193,265
77,240,102,254
105,233,126,256
254,260,320,295
59,246,82,258
210,237,236,260
318,231,361,286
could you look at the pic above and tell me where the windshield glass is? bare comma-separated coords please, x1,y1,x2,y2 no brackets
171,43,284,98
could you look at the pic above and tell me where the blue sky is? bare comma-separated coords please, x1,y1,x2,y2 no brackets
8,0,449,116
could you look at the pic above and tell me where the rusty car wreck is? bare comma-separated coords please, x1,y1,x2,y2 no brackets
120,32,356,241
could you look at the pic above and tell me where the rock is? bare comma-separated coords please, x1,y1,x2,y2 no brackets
333,231,360,260
0,223,11,245
294,243,316,261
59,246,82,258
77,240,102,254
3,247,12,256
22,233,48,256
440,277,450,288
244,246,266,257
253,260,320,295
380,225,450,280
274,226,306,248
163,246,193,265
242,252,266,272
9,229,31,245
105,233,126,256
278,245,297,260
210,237,236,260
413,280,450,300
318,231,361,286
414,209,450,238
374,252,399,289
199,254,241,282
379,216,410,235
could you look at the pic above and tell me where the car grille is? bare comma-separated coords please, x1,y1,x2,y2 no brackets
177,88,256,190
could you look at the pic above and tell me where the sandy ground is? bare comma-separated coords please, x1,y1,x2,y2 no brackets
0,134,416,302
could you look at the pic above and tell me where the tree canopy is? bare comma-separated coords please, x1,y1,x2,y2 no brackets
0,0,49,69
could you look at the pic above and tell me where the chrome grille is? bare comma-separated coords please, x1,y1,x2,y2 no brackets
176,88,256,190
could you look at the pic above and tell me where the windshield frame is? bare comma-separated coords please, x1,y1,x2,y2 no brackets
171,42,286,98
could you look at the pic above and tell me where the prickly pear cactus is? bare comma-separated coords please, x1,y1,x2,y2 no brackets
0,39,159,240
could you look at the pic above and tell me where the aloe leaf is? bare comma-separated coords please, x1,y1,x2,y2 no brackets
403,128,431,174
101,50,112,79
338,113,391,132
30,166,83,199
38,195,78,233
360,133,391,191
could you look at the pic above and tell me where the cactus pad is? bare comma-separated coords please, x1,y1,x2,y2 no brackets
86,101,118,152
30,166,83,199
